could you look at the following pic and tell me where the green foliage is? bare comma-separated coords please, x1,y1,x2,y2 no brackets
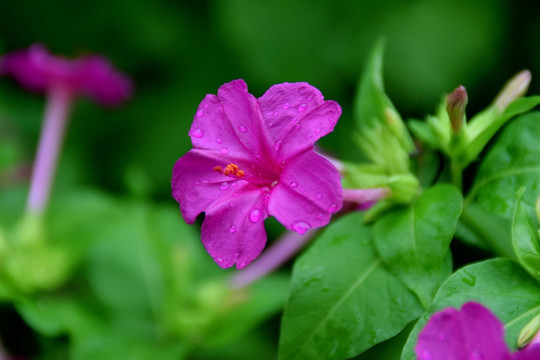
278,213,423,360
374,184,462,308
401,259,540,359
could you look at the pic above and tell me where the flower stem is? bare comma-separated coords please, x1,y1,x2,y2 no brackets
230,229,319,289
26,85,73,214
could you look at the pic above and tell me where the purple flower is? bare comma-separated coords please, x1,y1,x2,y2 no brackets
416,302,540,360
172,80,343,269
0,44,132,106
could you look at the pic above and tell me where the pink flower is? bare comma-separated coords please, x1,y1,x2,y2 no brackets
172,80,343,269
416,302,540,360
0,44,132,106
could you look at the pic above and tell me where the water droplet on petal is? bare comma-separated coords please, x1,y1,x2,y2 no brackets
298,103,307,112
220,182,230,191
273,111,279,117
283,102,290,109
191,128,203,138
420,350,431,360
216,257,223,264
295,124,301,130
237,262,246,268
316,194,323,200
233,192,239,198
292,221,310,235
274,141,281,151
238,125,248,133
290,117,297,124
289,181,298,188
327,203,339,213
197,110,204,117
469,351,483,360
202,179,209,184
271,180,279,187
220,147,229,154
314,128,321,133
216,137,223,144
249,210,261,223
229,225,237,233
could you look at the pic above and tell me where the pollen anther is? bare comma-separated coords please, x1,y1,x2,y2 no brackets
215,163,245,178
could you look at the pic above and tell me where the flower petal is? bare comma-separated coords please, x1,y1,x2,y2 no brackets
513,345,540,360
202,186,268,269
267,150,342,234
189,79,273,163
415,302,510,360
258,82,341,161
172,149,249,223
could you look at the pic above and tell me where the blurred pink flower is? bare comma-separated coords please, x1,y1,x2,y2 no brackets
172,80,342,269
0,44,132,106
416,302,540,360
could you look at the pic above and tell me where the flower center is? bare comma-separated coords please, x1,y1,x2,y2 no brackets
214,163,245,178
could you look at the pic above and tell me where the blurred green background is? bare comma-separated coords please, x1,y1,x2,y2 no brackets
1,0,538,201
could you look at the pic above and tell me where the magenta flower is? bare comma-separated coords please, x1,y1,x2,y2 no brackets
0,44,132,214
0,44,132,106
172,80,342,269
416,302,540,360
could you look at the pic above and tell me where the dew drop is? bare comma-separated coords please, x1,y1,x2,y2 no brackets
289,181,298,188
220,147,229,154
420,350,431,360
197,110,204,117
295,124,301,130
216,137,223,144
191,128,203,138
327,203,339,213
283,102,290,109
316,193,323,200
290,116,297,124
307,96,313,101
469,351,483,360
271,180,279,187
202,179,209,184
220,182,230,191
273,111,279,117
195,180,200,185
274,141,281,151
237,262,247,269
216,257,223,264
314,128,321,133
292,221,310,235
228,201,234,207
298,103,307,112
233,192,239,198
249,210,261,223
229,225,237,233
238,125,248,133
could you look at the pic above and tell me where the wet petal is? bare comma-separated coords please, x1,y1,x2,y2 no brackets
268,151,342,234
416,302,510,360
258,82,341,161
190,79,273,163
202,187,268,269
172,149,249,223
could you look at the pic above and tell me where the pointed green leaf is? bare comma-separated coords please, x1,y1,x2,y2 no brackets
512,188,540,279
278,213,423,360
401,259,540,360
374,184,462,307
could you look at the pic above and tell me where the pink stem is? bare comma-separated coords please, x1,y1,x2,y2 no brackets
230,229,319,289
26,85,73,214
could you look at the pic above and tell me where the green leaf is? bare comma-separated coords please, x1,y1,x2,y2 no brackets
278,213,423,360
401,259,540,360
472,112,540,219
462,96,540,167
374,184,462,307
512,188,540,278
354,39,413,173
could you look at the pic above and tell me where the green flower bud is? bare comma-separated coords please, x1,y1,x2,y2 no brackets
518,314,540,348
446,86,468,134
494,70,531,112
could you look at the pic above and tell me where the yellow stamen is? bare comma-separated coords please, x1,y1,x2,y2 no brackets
215,163,245,178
